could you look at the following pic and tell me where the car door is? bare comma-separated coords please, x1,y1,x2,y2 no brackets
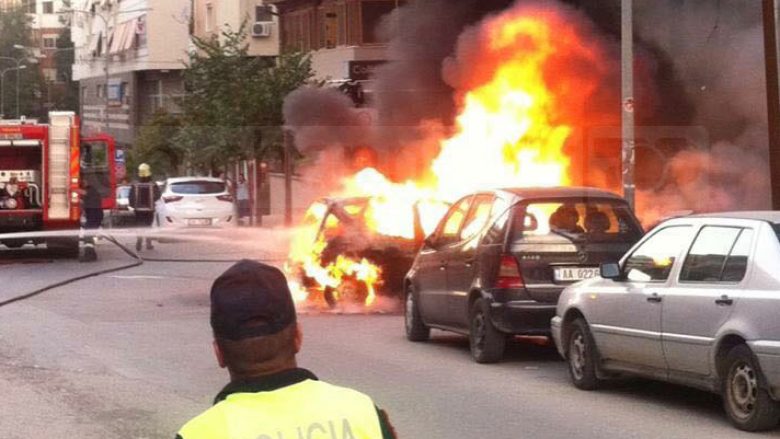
415,196,473,326
662,226,753,377
445,194,495,328
587,225,695,371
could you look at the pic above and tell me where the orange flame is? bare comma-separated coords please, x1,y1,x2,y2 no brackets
288,4,604,307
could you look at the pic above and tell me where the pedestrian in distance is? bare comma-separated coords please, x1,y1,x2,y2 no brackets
176,260,397,439
78,177,103,262
236,173,251,226
129,163,161,251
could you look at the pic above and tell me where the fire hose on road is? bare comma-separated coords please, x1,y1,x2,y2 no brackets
0,232,285,309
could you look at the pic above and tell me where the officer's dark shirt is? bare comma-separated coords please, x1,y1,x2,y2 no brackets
175,368,397,439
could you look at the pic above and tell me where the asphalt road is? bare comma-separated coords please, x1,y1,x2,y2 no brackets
0,231,779,438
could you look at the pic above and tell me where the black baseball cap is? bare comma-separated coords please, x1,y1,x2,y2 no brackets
210,260,297,341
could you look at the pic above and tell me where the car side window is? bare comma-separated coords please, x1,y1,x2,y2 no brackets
437,197,473,245
680,226,742,282
624,226,693,282
459,195,494,241
483,208,511,246
721,229,753,282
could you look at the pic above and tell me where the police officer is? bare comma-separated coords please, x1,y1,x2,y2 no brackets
129,163,161,251
176,260,397,439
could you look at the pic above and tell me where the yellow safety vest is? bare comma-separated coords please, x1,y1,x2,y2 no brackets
178,379,384,439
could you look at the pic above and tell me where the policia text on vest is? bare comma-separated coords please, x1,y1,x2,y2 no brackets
176,369,395,439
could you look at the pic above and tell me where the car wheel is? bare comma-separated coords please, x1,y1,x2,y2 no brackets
723,344,780,431
1,239,26,249
567,318,601,390
47,238,79,258
469,298,506,363
405,285,430,342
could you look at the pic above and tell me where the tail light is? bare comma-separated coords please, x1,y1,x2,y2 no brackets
217,194,233,202
163,195,183,203
496,254,525,289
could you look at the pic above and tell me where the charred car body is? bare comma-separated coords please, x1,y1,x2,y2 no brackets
297,196,428,308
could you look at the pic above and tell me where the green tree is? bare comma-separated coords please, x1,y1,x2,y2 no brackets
0,5,45,118
176,25,314,172
131,109,185,178
53,25,79,112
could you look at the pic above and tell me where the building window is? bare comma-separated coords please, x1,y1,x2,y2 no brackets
97,84,105,98
136,15,147,48
205,3,214,32
23,0,35,13
42,1,54,14
256,5,274,22
43,68,57,82
43,36,58,49
360,0,396,44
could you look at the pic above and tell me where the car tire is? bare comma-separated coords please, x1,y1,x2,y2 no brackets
723,344,780,431
405,285,430,342
1,239,26,249
567,318,601,390
469,298,506,363
47,238,79,258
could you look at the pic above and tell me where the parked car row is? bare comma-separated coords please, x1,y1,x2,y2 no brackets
403,186,780,432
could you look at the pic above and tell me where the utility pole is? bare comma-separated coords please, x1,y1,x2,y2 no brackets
621,0,636,211
763,0,780,210
284,130,294,227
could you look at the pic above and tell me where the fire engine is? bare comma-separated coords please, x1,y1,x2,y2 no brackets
0,112,116,254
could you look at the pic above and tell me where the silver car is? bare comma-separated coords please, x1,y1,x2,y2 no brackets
551,212,780,432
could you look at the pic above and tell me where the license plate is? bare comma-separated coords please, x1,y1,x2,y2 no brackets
187,218,212,226
554,267,600,282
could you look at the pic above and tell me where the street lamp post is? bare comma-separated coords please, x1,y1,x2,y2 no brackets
0,66,26,118
0,52,35,118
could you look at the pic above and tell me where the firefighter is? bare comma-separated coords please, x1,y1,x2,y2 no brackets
129,163,161,251
175,260,397,439
77,177,104,262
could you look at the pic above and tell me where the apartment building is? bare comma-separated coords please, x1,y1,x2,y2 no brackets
0,0,69,109
70,0,191,148
191,0,280,58
269,0,403,82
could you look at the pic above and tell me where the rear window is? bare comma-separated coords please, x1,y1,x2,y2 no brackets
512,199,642,243
169,181,226,195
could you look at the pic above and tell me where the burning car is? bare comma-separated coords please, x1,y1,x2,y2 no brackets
288,195,445,309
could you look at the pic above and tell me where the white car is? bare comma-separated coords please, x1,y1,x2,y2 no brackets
552,212,780,431
155,177,235,228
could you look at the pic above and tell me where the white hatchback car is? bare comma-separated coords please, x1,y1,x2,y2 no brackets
155,177,235,228
552,212,780,431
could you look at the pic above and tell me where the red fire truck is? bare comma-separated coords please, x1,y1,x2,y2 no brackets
0,112,116,255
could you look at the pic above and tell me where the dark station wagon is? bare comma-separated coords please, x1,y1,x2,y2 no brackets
404,187,644,363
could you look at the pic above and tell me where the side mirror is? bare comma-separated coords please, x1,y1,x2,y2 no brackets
600,262,622,280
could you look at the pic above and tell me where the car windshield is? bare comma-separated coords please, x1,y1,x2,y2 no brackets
513,200,642,244
169,181,226,195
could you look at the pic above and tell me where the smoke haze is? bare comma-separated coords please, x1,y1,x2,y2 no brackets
282,0,773,223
